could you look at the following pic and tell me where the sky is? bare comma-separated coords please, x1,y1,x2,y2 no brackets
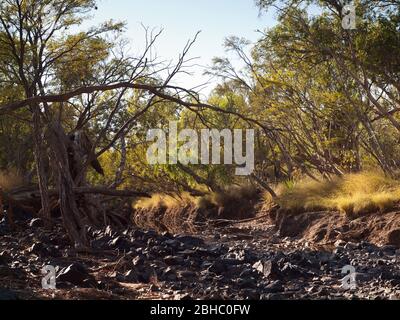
85,0,278,96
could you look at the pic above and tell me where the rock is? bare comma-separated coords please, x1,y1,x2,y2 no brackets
133,229,145,239
208,260,227,274
150,284,160,292
238,277,257,289
178,270,197,280
0,266,14,277
109,236,132,250
265,280,284,293
242,289,260,300
57,263,93,286
221,258,241,266
132,255,145,266
164,239,181,249
380,245,397,255
0,288,18,300
252,260,281,279
123,269,139,283
281,262,310,278
387,229,400,247
162,267,177,281
176,235,204,247
0,251,11,265
29,218,44,228
344,242,359,250
164,255,184,266
104,225,115,237
334,240,346,247
28,243,48,256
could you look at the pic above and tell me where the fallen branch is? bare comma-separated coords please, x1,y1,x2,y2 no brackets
72,187,150,198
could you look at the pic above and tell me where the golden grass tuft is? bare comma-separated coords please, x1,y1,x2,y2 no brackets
133,192,196,210
0,168,24,191
277,171,400,215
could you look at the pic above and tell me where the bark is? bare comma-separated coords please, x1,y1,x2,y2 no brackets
32,106,51,223
47,122,88,247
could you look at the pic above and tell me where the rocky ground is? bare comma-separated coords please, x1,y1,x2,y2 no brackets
1,214,400,300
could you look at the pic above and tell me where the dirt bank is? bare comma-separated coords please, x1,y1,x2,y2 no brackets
272,209,400,248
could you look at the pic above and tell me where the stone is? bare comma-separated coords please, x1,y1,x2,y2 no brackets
0,266,14,277
29,218,44,228
109,236,132,250
253,260,281,279
123,269,139,283
162,267,177,281
28,243,48,256
176,235,204,247
57,263,92,286
178,270,196,279
132,255,145,266
164,255,184,266
265,280,284,293
208,260,227,274
0,251,11,265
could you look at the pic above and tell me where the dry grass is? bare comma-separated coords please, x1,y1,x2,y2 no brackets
197,185,258,208
277,171,400,215
134,184,260,221
0,168,24,191
133,192,197,210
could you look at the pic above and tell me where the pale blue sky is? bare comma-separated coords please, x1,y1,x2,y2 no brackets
86,0,278,96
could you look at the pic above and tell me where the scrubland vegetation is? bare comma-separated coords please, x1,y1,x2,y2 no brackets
0,1,399,244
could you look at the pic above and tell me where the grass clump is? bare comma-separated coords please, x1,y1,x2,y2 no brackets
0,168,24,191
277,171,400,215
133,192,196,210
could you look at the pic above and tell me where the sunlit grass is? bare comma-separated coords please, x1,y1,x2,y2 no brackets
133,192,196,210
134,184,260,212
277,171,400,215
0,168,24,191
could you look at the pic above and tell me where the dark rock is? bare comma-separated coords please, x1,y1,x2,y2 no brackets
265,280,284,293
164,239,181,249
150,284,160,292
133,229,145,239
208,260,227,274
164,255,184,266
104,225,115,237
253,260,281,279
0,266,14,277
161,231,173,239
242,289,260,300
221,258,241,266
0,251,11,265
162,267,177,281
238,277,257,289
57,263,92,286
176,235,204,247
28,243,48,256
380,245,397,255
178,270,197,280
132,255,145,266
29,218,44,228
109,236,132,250
123,269,139,283
281,262,311,278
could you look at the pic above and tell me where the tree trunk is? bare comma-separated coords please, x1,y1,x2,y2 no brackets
47,122,88,247
32,106,51,224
